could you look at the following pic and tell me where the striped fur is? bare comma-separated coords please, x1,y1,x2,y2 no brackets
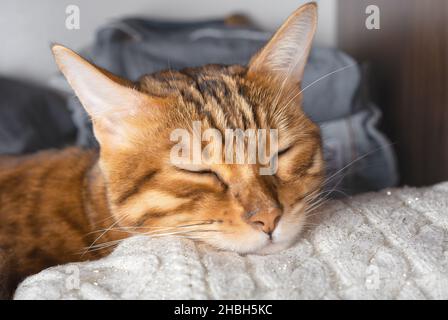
0,3,323,298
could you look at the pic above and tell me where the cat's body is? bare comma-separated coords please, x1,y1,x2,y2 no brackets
0,3,324,299
0,148,120,298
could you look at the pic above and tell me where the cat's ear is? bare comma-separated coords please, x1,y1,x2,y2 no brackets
52,45,154,147
248,2,317,82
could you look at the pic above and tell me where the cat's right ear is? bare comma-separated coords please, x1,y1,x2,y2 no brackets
248,2,318,83
52,45,156,147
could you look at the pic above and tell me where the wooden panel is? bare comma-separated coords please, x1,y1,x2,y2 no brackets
338,0,448,186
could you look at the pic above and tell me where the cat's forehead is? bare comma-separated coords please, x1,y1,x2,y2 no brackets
137,64,246,96
139,65,249,130
137,64,304,133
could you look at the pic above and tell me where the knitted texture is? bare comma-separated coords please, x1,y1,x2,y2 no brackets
14,182,448,300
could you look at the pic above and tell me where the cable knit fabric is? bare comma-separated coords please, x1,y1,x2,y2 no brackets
14,182,448,300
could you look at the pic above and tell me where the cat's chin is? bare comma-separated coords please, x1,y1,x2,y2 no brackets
254,232,301,255
230,235,298,255
205,217,304,255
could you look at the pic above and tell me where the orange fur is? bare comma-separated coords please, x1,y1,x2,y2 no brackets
0,3,323,298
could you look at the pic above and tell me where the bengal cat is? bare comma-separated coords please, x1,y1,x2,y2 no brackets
0,3,324,298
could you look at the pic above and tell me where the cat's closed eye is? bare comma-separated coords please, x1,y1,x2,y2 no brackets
177,167,228,190
277,146,293,157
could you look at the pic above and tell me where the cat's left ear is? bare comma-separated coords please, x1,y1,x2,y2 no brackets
52,45,156,147
248,2,318,82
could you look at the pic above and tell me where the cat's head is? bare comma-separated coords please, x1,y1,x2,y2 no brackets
53,2,324,254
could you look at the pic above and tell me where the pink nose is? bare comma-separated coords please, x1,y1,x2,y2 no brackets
248,208,282,235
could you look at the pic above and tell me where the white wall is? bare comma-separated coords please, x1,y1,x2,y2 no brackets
0,0,337,82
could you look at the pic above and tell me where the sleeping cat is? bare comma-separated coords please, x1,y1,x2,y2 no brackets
0,3,323,298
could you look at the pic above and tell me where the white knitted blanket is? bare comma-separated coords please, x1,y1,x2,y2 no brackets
14,182,448,300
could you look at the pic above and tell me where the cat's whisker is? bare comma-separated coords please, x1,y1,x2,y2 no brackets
83,213,130,256
301,222,322,228
308,179,346,204
298,146,390,218
305,189,339,213
87,225,184,235
87,219,216,235
307,145,394,216
304,188,346,216
81,239,125,254
305,203,330,217
281,64,356,112
85,240,122,250
141,228,220,239
293,173,349,222
84,221,221,253
300,64,356,95
321,144,395,190
82,229,216,254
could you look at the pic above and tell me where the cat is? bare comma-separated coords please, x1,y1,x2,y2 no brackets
0,2,324,299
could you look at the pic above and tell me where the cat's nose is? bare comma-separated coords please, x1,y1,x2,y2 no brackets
248,208,282,236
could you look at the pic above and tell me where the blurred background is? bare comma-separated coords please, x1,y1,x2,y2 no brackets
0,0,447,194
0,0,337,82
